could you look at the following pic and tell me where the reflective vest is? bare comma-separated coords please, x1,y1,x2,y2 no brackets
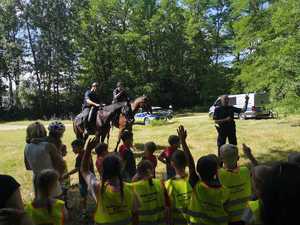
25,199,65,225
165,176,192,225
94,182,134,225
187,181,230,225
219,166,252,222
132,179,165,225
242,200,263,225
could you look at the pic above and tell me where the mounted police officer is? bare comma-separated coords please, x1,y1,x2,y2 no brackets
213,94,249,156
112,81,134,123
112,81,130,104
82,82,100,130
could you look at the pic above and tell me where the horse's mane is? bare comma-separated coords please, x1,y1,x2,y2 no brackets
133,95,147,104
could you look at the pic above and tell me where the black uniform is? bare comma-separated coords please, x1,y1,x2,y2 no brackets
82,90,98,123
112,88,130,103
213,106,242,152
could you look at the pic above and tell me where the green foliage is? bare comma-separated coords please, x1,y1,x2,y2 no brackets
1,0,299,118
232,0,300,112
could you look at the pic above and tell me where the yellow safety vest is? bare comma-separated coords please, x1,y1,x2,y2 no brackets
25,199,65,225
94,182,134,225
242,200,263,225
187,181,230,225
132,179,165,225
219,166,252,222
165,176,192,225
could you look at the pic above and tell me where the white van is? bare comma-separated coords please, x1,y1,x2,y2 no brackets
208,92,275,119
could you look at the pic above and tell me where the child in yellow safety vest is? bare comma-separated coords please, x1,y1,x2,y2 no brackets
219,144,252,225
132,160,166,225
25,169,68,225
242,165,271,225
80,137,139,225
177,125,230,225
165,150,192,225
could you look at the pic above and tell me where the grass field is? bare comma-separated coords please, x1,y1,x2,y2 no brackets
1,113,300,203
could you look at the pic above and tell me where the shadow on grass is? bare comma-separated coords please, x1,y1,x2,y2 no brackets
134,143,167,151
241,147,300,165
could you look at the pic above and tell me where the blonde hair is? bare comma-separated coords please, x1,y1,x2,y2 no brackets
26,121,47,143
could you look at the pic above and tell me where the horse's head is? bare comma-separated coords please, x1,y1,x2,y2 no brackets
133,95,152,114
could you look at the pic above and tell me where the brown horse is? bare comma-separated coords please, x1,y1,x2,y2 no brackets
73,96,151,145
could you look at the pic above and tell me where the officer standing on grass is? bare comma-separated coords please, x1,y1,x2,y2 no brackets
213,94,249,156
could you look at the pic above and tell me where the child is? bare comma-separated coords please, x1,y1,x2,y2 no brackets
142,141,158,177
63,139,94,217
95,143,109,177
60,145,70,209
80,137,139,225
258,162,300,225
165,150,192,225
287,152,300,164
119,130,136,181
158,135,180,179
26,169,68,225
241,145,267,225
219,144,252,225
177,125,230,225
132,160,166,224
242,165,271,225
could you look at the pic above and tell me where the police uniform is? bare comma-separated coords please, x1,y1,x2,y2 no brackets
112,88,130,104
213,106,242,150
82,89,98,123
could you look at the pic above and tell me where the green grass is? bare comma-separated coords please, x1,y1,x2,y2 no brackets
1,113,300,202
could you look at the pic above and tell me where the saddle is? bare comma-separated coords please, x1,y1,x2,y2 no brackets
98,102,132,128
75,102,133,133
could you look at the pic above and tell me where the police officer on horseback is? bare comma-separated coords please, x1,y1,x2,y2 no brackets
82,82,100,129
112,81,130,104
112,81,134,123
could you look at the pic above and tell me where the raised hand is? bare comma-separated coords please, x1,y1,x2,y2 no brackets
177,125,187,142
86,137,99,152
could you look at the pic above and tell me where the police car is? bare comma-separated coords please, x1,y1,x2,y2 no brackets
134,106,173,125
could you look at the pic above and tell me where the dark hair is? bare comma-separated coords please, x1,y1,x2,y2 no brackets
171,150,187,170
144,142,157,154
136,160,154,186
207,154,220,166
121,130,133,142
260,162,300,225
34,169,59,214
196,155,218,182
71,139,84,148
168,135,180,146
95,143,108,156
101,154,124,201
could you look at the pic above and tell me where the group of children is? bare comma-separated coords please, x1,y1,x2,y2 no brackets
24,123,300,225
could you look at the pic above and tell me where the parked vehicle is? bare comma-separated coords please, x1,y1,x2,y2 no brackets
208,93,277,119
135,106,173,125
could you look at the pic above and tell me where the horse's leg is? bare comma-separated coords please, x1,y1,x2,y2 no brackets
73,120,84,140
114,115,126,152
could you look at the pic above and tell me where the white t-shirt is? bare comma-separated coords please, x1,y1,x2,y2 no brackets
24,142,62,197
